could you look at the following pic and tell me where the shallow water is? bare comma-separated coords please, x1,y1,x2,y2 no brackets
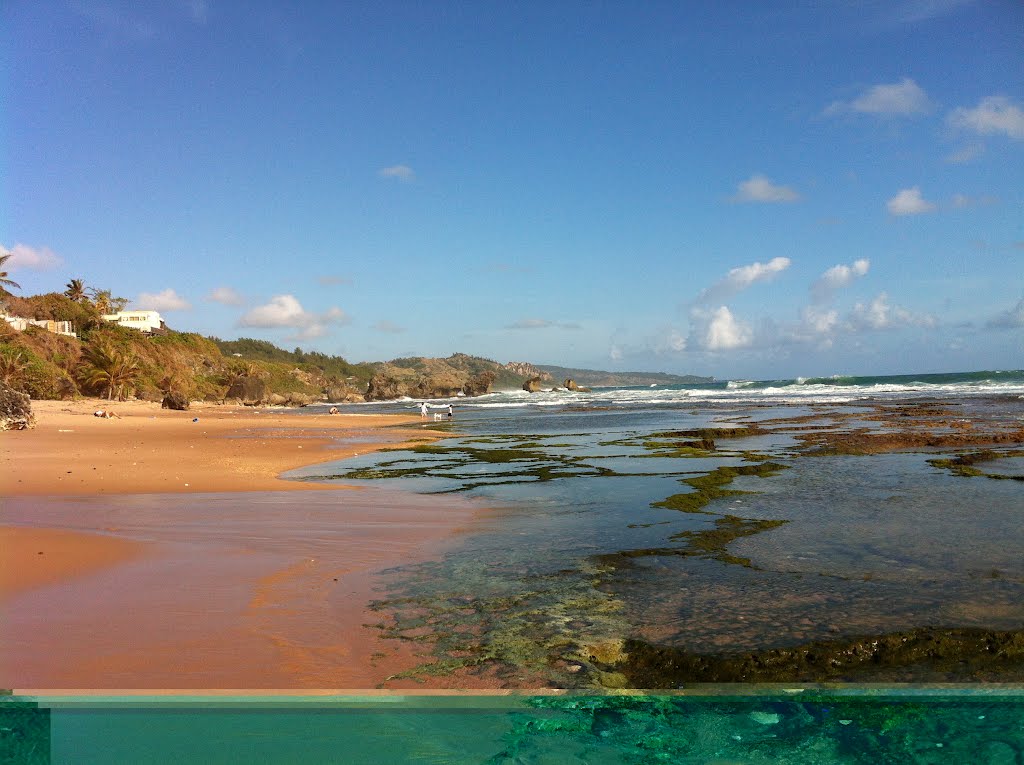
289,393,1024,687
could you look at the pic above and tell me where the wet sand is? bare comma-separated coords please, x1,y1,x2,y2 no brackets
0,398,488,689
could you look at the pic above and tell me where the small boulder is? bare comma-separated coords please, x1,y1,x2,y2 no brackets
0,382,34,430
161,391,190,411
225,375,266,406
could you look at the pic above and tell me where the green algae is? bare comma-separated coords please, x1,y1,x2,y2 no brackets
594,515,788,569
614,626,1024,685
652,461,790,514
370,560,635,689
928,449,1024,480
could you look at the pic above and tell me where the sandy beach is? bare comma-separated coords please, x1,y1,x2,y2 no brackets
0,398,487,690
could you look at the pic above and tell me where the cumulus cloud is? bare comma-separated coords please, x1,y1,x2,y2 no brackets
947,96,1024,140
824,78,931,117
690,306,754,351
731,174,800,203
887,186,936,216
372,320,405,333
811,259,870,302
136,288,191,312
695,257,791,304
239,294,350,339
847,293,936,330
987,298,1024,329
506,318,582,330
1,243,62,270
800,306,840,337
379,164,415,181
206,286,244,306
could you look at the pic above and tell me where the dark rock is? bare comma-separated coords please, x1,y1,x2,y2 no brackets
0,382,34,430
225,375,266,406
161,391,190,410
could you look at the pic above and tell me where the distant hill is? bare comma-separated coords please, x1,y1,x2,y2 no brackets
536,365,713,388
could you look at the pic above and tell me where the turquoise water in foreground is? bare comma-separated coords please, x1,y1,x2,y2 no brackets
6,689,1024,764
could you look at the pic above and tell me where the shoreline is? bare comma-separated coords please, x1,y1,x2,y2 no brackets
3,398,439,497
0,397,488,689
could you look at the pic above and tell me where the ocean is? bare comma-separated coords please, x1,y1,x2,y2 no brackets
290,369,1024,688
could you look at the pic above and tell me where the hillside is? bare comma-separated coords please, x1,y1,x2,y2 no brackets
536,365,713,387
1,290,712,404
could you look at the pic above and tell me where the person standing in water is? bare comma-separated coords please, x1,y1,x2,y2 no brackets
447,404,454,418
420,402,429,418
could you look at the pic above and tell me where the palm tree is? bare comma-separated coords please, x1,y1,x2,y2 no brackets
77,341,141,400
65,279,86,301
0,350,28,388
89,288,114,315
0,253,21,296
88,288,129,315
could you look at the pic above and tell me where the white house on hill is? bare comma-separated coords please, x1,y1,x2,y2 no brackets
2,313,77,338
102,310,165,333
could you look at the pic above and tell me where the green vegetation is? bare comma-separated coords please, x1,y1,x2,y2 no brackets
0,290,369,402
928,450,1024,480
652,461,790,514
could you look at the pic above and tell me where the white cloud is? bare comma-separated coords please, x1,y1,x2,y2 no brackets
889,0,976,24
692,306,754,351
987,298,1024,329
696,256,791,304
372,320,405,333
947,96,1024,140
887,187,936,216
238,294,349,339
187,0,209,24
848,293,936,330
136,288,191,312
506,318,582,330
824,78,931,117
811,258,870,302
379,164,415,181
317,275,352,286
800,306,840,336
731,174,800,203
1,243,63,270
664,329,687,352
206,286,245,306
609,345,623,362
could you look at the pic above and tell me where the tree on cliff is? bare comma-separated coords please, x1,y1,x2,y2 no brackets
88,288,129,315
0,253,21,296
64,279,87,301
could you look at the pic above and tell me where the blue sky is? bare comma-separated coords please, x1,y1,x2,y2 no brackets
3,0,1022,379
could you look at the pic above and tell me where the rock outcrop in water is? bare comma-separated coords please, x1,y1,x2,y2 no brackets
364,355,520,402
